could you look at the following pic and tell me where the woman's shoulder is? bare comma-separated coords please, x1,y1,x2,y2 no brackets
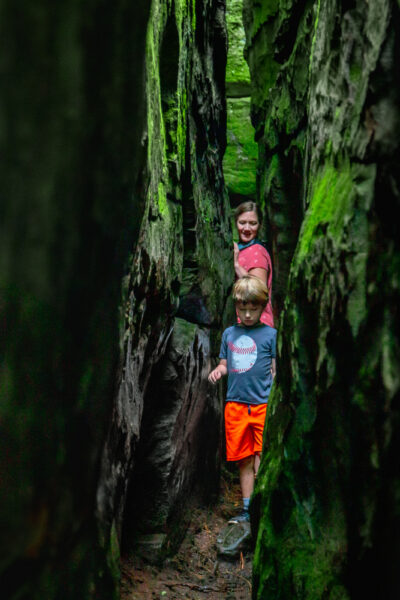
239,241,269,253
240,242,270,265
255,242,270,255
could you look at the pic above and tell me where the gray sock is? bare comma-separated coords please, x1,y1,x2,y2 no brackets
243,497,250,511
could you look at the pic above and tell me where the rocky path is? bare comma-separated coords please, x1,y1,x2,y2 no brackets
120,476,253,600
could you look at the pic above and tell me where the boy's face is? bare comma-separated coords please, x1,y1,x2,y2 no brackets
236,301,264,327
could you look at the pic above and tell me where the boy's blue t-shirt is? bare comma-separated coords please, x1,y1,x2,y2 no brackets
219,323,277,405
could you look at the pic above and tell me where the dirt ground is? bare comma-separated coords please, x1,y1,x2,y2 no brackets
120,476,253,600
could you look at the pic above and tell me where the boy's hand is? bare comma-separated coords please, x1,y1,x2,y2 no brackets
208,367,223,384
208,363,227,384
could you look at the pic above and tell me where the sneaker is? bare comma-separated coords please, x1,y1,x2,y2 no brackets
228,509,250,524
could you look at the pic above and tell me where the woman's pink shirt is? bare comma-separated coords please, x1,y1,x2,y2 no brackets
237,243,274,327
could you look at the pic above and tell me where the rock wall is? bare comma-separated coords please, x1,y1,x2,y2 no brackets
0,2,151,598
1,0,231,597
243,1,400,598
224,0,258,204
97,0,232,571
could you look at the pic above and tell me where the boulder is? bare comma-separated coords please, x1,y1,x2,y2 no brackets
216,521,252,559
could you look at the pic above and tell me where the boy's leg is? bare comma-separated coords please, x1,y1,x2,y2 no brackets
238,455,255,498
254,452,261,476
252,404,267,477
224,403,258,523
228,454,254,523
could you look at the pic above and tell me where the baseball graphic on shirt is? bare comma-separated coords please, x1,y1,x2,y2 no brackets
228,335,257,373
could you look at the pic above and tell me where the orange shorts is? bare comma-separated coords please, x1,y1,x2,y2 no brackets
224,402,267,461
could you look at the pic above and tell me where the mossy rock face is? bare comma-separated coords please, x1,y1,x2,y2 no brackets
224,97,257,197
225,0,257,201
0,0,231,597
98,0,232,568
243,1,400,598
0,1,152,597
226,0,251,90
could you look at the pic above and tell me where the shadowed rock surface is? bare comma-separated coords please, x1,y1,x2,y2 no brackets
224,0,258,204
2,1,400,598
96,0,233,578
122,318,222,554
243,1,400,598
1,0,231,598
0,1,151,598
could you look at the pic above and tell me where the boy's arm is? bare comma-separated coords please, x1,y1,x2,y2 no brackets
270,331,277,378
208,359,228,384
271,358,276,379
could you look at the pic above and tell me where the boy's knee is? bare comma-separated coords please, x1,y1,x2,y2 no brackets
238,455,254,468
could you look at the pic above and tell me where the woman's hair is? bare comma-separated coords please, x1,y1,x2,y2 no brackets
234,201,262,224
232,275,269,307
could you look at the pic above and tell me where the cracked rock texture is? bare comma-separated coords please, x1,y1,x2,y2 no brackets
97,0,232,581
243,1,400,598
0,2,151,598
1,1,231,598
224,0,258,203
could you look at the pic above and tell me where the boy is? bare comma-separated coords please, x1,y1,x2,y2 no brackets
208,275,276,523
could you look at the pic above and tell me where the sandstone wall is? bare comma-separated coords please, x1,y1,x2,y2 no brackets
224,0,258,203
0,0,231,597
97,0,232,563
243,1,400,598
0,2,151,597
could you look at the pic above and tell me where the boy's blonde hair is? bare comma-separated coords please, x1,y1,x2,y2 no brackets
233,276,269,307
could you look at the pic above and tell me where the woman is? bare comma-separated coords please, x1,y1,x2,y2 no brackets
233,201,274,328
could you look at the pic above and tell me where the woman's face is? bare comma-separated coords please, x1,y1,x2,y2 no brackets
236,211,259,244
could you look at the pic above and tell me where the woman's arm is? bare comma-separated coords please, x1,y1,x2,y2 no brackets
247,267,267,284
234,242,247,278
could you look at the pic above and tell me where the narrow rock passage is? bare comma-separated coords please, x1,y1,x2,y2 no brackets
120,475,252,599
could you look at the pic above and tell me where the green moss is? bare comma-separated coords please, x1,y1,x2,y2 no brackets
191,0,196,31
249,0,280,36
254,478,348,600
308,0,321,76
106,521,121,585
350,62,362,84
344,163,376,334
265,152,279,191
224,98,258,196
225,1,257,197
226,0,251,85
176,88,187,167
157,182,168,215
245,2,315,138
297,163,353,260
382,308,400,398
346,250,367,335
325,138,333,156
171,318,199,355
285,397,316,459
145,14,168,175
